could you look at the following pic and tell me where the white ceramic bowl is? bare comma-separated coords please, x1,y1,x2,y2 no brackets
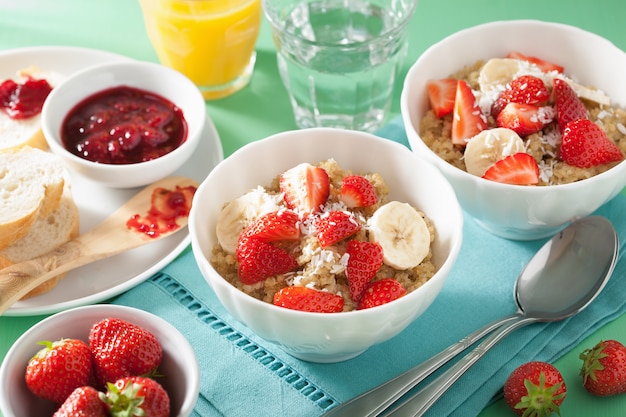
0,304,200,417
401,20,626,240
189,128,463,363
42,60,206,188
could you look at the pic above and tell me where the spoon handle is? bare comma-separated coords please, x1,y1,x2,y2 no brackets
381,317,537,417
321,314,522,417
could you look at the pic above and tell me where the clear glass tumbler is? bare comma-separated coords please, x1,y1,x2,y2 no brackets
263,0,416,132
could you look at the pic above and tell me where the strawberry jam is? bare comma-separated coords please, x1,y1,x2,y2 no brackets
0,76,52,119
61,86,187,164
127,185,196,238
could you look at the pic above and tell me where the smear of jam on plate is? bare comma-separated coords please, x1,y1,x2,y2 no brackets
127,185,196,238
61,85,187,164
0,76,52,119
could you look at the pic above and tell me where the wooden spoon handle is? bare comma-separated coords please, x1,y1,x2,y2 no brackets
0,239,90,315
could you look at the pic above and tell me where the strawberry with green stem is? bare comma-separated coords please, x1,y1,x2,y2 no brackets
580,339,626,396
102,376,170,417
25,338,93,404
503,361,566,417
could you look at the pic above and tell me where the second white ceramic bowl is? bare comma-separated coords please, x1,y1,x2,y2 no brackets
401,20,626,240
189,128,463,363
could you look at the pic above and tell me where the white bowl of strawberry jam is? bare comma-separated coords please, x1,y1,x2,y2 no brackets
41,60,205,188
401,20,626,240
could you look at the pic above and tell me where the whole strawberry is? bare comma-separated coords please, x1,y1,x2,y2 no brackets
25,338,93,404
503,361,566,416
580,339,626,396
103,376,170,417
89,318,163,388
53,386,108,417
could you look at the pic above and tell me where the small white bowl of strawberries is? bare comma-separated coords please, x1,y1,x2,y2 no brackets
0,304,200,417
401,20,626,240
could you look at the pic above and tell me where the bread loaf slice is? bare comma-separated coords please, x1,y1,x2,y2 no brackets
0,146,66,250
0,181,79,299
0,66,64,152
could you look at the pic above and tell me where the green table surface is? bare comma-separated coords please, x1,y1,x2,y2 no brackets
1,0,625,416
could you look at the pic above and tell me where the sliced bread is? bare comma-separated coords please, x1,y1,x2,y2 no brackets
0,181,79,299
0,146,66,250
0,66,64,153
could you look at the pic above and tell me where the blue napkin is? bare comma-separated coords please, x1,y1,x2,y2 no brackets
112,116,626,417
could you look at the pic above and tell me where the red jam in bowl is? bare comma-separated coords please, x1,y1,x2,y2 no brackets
61,85,188,164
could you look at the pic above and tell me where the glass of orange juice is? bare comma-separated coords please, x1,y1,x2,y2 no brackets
138,0,261,100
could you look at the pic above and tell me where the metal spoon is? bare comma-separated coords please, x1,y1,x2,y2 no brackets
323,216,618,417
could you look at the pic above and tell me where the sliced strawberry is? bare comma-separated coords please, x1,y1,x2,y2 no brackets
236,236,298,284
273,286,344,313
506,51,564,73
560,119,624,168
491,75,550,117
240,209,300,242
496,102,555,136
279,163,330,214
345,240,384,301
357,278,407,310
482,153,540,185
451,80,488,145
315,211,361,247
426,78,458,117
553,78,589,132
339,175,378,208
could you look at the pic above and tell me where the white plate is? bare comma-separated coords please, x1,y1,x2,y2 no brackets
0,46,224,316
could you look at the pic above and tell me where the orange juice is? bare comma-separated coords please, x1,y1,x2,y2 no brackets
139,0,261,99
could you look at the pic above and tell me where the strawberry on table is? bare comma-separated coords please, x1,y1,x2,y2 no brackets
496,102,555,136
340,175,378,208
451,80,488,145
279,163,330,214
103,376,170,417
315,210,361,247
345,240,384,301
236,235,298,284
506,51,565,73
491,75,550,117
560,119,624,168
273,286,344,313
25,338,93,404
580,339,626,396
53,386,108,417
482,152,540,185
240,209,300,242
553,78,589,132
357,278,407,310
503,361,567,417
426,78,458,117
89,318,163,388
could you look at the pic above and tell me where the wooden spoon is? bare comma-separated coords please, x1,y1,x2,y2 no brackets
0,176,198,315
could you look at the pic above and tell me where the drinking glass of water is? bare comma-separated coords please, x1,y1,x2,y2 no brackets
263,0,416,132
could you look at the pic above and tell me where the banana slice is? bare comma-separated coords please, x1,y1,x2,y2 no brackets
478,58,521,93
215,186,283,253
464,128,526,177
566,80,611,106
368,201,430,270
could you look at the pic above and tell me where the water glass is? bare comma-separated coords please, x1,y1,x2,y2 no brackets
263,0,416,132
138,0,262,100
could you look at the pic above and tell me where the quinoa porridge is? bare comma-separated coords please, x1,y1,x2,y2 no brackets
420,55,626,185
210,159,436,312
